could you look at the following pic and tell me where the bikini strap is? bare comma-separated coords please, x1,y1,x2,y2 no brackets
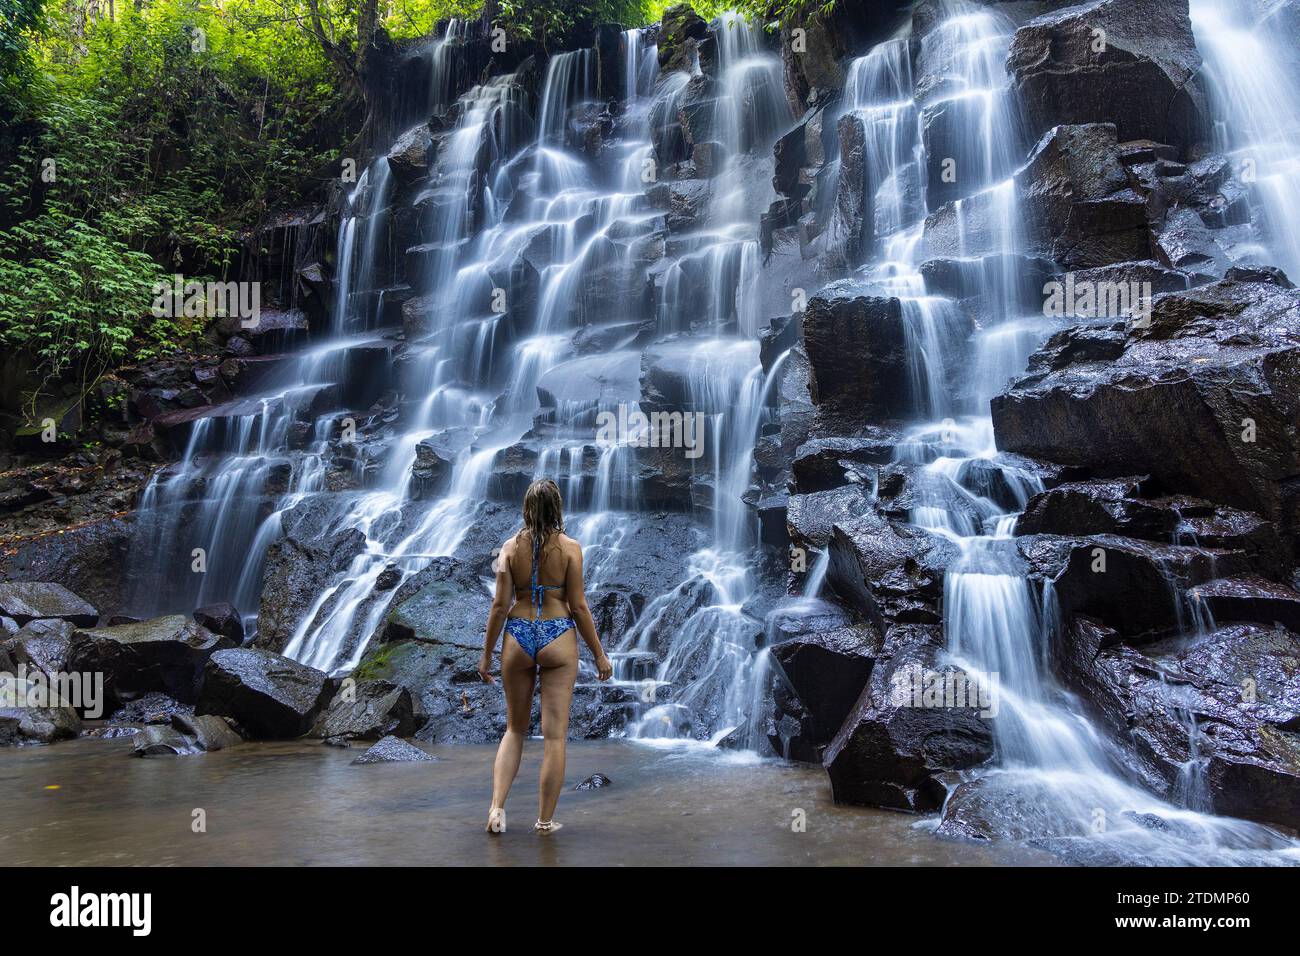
531,533,543,622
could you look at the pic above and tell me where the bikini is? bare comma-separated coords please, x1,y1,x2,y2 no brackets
504,536,575,660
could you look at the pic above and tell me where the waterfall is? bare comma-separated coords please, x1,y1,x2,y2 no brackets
827,1,1299,863
1189,0,1300,278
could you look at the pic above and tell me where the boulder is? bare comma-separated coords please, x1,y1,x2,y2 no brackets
802,288,909,423
0,582,98,628
0,672,81,745
823,638,995,812
827,512,959,628
657,3,708,74
310,678,417,741
195,648,333,739
387,124,434,183
351,734,436,764
68,615,236,707
1006,0,1205,150
791,433,896,492
1047,535,1250,640
771,622,881,744
992,275,1300,527
193,602,244,645
1058,620,1300,831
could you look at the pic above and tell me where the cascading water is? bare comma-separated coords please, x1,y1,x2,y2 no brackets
831,1,1300,864
1190,0,1300,278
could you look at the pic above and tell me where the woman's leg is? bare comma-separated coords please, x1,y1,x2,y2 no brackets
490,630,537,814
535,629,579,823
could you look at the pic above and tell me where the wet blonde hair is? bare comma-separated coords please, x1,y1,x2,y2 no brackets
521,478,564,557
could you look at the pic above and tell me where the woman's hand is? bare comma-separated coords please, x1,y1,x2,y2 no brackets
594,652,613,682
477,653,496,684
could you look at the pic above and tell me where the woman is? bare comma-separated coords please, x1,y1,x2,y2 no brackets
478,478,613,834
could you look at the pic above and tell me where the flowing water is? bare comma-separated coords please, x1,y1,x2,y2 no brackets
106,6,1300,864
832,1,1300,864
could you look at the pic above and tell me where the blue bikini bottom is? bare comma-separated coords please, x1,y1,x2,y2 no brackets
505,616,576,660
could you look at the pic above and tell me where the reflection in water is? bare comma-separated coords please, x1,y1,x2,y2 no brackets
0,738,1054,866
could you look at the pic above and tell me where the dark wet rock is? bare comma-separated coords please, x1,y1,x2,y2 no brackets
827,112,870,268
786,484,872,551
771,621,881,746
574,773,612,790
823,640,994,812
1017,123,1152,268
1152,207,1228,276
1016,477,1176,539
68,615,236,708
256,496,370,652
779,0,897,116
803,289,910,424
919,254,1058,305
387,124,435,183
0,582,98,628
310,678,417,741
1006,0,1205,151
1048,535,1249,641
992,276,1300,527
355,639,501,744
381,556,491,648
409,428,475,500
1191,576,1300,632
193,602,244,645
645,178,712,233
104,690,190,726
791,433,895,493
351,734,435,764
1058,620,1300,831
827,512,959,628
195,647,333,739
131,713,241,755
1,618,76,678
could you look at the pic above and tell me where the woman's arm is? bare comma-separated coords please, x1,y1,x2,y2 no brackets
479,538,515,684
565,541,612,680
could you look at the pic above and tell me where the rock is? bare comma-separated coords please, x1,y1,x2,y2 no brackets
1016,477,1176,539
1048,535,1249,640
657,3,708,74
256,497,370,652
771,622,881,745
1152,207,1228,276
195,648,333,739
0,672,81,745
992,276,1300,527
0,582,98,627
351,734,435,764
173,712,243,751
67,615,236,708
827,511,959,628
1017,123,1152,268
1191,576,1300,632
823,640,995,812
574,773,612,790
310,679,417,741
645,179,712,233
1006,0,1205,150
786,485,873,551
193,602,245,645
410,429,474,500
1058,621,1300,832
131,725,199,756
802,288,910,423
827,112,871,268
387,123,434,182
791,433,896,492
381,556,492,648
1,618,76,677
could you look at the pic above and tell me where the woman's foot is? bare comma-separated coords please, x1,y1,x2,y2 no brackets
486,807,506,834
534,819,563,834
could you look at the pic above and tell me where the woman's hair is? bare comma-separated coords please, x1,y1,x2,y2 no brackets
521,478,564,555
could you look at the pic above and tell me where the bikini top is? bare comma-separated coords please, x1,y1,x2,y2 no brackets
518,535,564,621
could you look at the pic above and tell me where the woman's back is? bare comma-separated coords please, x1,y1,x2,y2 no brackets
507,530,572,620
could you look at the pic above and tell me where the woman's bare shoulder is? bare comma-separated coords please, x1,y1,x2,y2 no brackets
559,533,582,556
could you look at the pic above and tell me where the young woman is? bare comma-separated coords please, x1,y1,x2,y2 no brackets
478,478,613,834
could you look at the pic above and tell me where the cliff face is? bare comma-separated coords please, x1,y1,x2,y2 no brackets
4,0,1300,856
